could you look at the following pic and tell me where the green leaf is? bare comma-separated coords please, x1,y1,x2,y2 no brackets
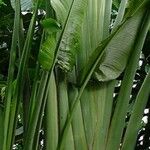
122,70,150,150
38,18,61,71
38,36,56,70
95,9,146,81
81,9,143,82
77,0,106,74
45,72,58,150
0,108,4,146
57,71,75,150
113,0,128,29
103,0,112,39
78,0,149,84
124,0,149,18
121,14,150,149
2,0,21,149
59,2,149,148
6,1,40,149
105,9,150,150
68,84,88,150
51,0,87,72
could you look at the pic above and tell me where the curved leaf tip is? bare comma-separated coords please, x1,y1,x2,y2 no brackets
93,8,145,82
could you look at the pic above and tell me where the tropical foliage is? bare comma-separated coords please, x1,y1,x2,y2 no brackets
0,0,150,149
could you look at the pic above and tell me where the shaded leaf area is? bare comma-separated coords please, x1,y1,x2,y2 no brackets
0,0,14,29
0,0,14,79
0,3,44,149
0,8,43,77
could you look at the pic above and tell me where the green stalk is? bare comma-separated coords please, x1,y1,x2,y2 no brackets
103,0,112,39
32,72,52,150
57,70,75,150
33,1,57,149
58,10,123,149
68,84,88,150
6,2,40,149
24,71,49,150
122,14,150,150
105,9,150,150
45,72,58,150
26,1,80,144
79,81,115,150
23,71,31,131
92,81,115,150
80,84,101,149
58,48,105,150
27,63,40,125
77,1,110,149
23,32,44,142
27,31,45,126
0,107,4,147
113,0,127,30
32,74,48,150
33,72,58,150
122,70,150,150
24,0,86,149
18,17,25,58
2,0,21,149
58,5,150,150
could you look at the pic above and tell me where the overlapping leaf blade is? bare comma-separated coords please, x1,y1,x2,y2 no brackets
51,0,87,72
94,9,144,81
59,1,149,149
38,18,61,70
38,36,56,70
122,70,150,150
79,0,149,83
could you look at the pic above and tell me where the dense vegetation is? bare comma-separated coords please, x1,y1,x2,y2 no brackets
0,0,150,149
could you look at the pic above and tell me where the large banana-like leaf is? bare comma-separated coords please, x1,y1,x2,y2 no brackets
59,1,149,149
51,0,87,72
106,8,150,150
94,10,143,81
77,0,111,149
40,0,87,72
77,0,106,71
79,0,149,83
